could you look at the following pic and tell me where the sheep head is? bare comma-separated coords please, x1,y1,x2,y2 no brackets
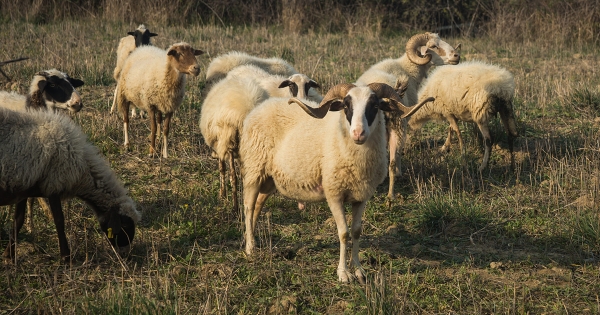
167,42,204,77
278,74,320,99
99,199,140,254
289,83,428,144
406,32,461,66
127,24,158,47
31,69,84,112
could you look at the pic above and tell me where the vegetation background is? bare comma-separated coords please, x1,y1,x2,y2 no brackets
1,0,600,313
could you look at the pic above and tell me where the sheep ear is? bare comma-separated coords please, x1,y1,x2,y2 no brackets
127,31,135,36
149,32,158,37
419,46,429,57
308,80,320,89
378,98,401,112
167,49,179,57
328,100,345,112
68,77,85,88
194,49,204,56
278,80,292,88
36,71,49,78
454,43,462,51
37,79,48,90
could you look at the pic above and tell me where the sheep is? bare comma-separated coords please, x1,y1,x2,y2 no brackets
205,51,297,83
0,107,141,262
116,42,203,158
408,60,518,172
0,69,85,233
355,32,461,201
0,69,84,113
200,65,322,212
110,24,158,117
239,83,433,283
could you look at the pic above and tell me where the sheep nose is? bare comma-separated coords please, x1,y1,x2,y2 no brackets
190,65,201,76
352,128,366,143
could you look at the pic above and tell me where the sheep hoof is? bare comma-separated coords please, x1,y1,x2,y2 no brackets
337,268,353,283
297,202,306,210
355,268,366,285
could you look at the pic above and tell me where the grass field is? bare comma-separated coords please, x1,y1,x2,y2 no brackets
1,20,600,314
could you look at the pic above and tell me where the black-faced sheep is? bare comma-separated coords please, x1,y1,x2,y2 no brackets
355,32,461,201
116,42,204,158
0,69,84,113
0,107,141,262
110,24,158,117
205,51,297,83
239,83,433,283
409,60,518,172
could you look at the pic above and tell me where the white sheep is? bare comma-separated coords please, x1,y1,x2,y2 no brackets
200,65,322,212
110,24,158,117
0,107,141,262
205,51,297,83
239,83,433,283
355,32,461,201
116,42,204,158
0,69,84,113
408,60,518,172
200,75,270,212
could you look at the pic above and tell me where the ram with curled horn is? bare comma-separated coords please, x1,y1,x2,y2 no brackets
239,82,434,283
289,82,432,121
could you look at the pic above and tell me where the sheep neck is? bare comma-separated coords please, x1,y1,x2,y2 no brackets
26,89,47,110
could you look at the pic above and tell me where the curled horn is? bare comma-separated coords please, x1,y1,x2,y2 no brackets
289,83,355,119
405,33,432,65
367,82,434,118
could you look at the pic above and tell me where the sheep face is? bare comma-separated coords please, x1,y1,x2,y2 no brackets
127,25,157,47
32,70,84,112
422,33,461,65
166,43,204,77
278,74,320,99
99,205,137,251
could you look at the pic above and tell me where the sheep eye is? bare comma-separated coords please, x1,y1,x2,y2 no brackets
430,45,438,49
49,83,56,88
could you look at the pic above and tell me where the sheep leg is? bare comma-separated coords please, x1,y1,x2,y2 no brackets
120,99,131,149
3,200,27,261
447,116,465,155
229,152,239,213
350,201,367,284
161,112,171,159
243,178,275,255
476,122,492,172
218,158,227,200
440,126,453,152
48,196,70,262
110,85,118,115
499,109,518,170
148,107,158,157
327,197,353,283
26,198,34,233
387,128,400,201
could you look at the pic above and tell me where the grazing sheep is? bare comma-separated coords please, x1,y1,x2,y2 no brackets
239,83,433,283
205,51,297,83
0,69,85,232
0,107,141,262
110,24,158,117
0,69,84,113
200,74,270,212
116,42,204,158
355,32,461,201
409,60,518,172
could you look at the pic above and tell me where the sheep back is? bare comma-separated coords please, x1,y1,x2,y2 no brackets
240,97,388,203
114,36,136,81
206,51,297,82
0,91,27,112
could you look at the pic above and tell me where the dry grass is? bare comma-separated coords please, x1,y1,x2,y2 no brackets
1,19,600,314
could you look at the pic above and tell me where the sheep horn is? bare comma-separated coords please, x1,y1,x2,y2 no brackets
289,83,355,119
400,96,435,119
394,79,409,98
405,33,432,65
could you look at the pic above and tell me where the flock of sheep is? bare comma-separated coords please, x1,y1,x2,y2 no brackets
0,25,518,283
